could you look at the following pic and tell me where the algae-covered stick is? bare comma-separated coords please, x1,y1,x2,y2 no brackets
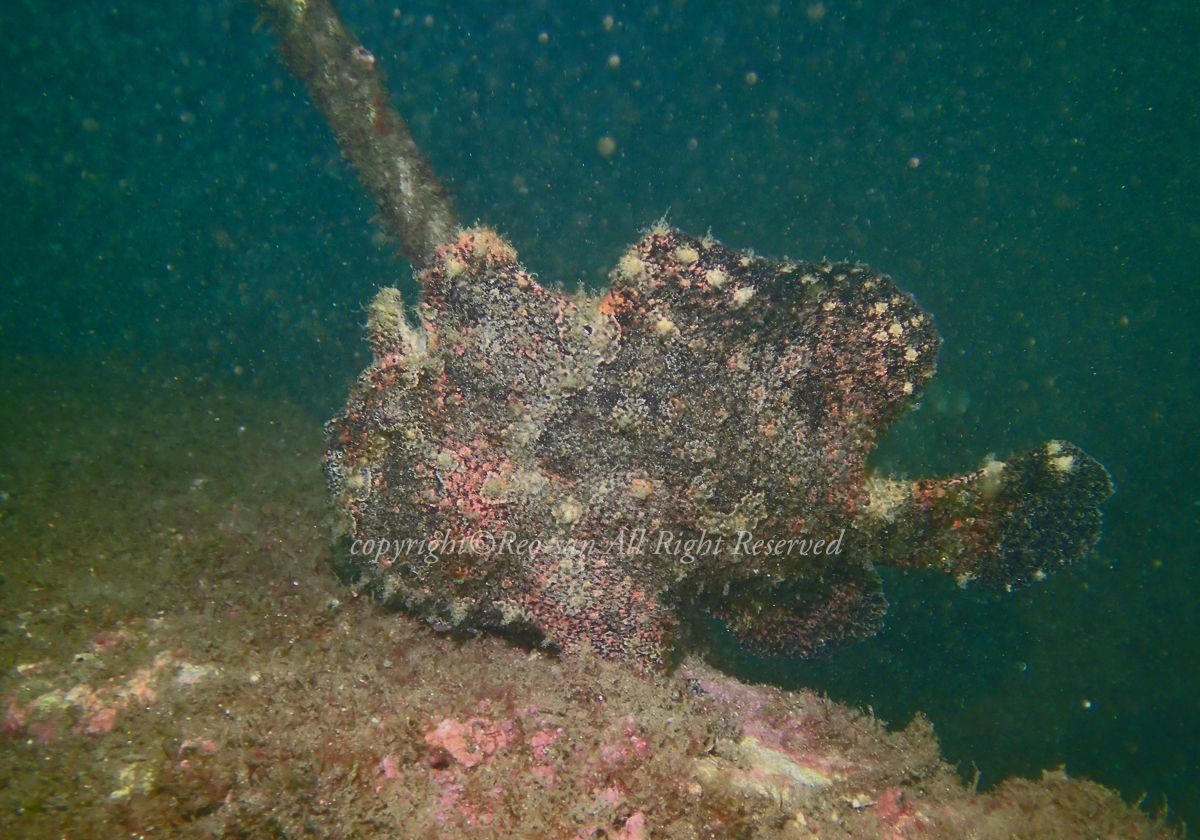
253,0,456,266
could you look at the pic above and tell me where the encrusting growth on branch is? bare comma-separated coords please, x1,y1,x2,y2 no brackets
254,0,457,266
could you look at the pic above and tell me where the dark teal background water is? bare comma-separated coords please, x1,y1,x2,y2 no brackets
2,0,1196,826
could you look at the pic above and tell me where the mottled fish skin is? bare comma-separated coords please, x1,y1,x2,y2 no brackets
325,225,1111,668
857,441,1114,591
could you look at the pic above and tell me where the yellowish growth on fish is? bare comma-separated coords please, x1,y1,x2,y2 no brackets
699,492,766,536
863,476,910,523
1052,454,1076,473
508,469,548,498
553,497,584,526
731,286,756,308
980,457,1006,498
367,287,406,334
628,478,653,502
448,597,472,626
569,296,620,352
495,599,526,626
674,246,699,266
616,251,649,285
556,367,587,392
648,217,672,236
1045,441,1076,475
481,475,508,499
463,226,518,267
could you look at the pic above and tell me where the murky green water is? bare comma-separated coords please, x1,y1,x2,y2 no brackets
2,0,1196,827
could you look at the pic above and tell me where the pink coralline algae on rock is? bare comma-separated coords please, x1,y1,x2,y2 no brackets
324,223,1113,669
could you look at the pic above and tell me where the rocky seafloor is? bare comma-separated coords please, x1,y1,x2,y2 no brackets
0,361,1175,839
